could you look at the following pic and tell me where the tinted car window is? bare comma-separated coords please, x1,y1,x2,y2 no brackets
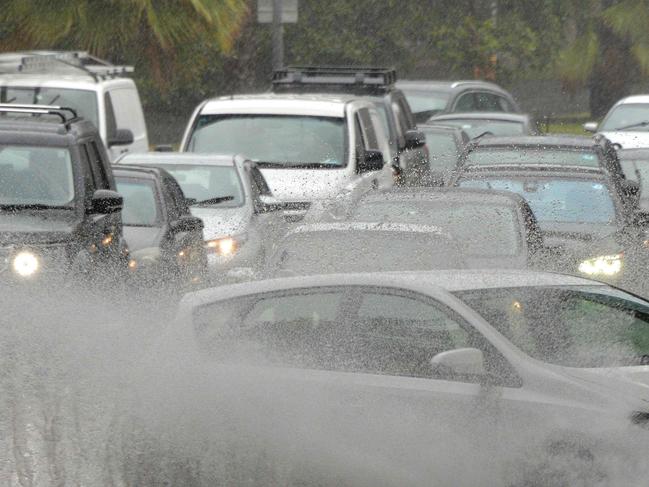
159,164,244,208
456,286,649,368
475,92,503,111
115,177,160,226
466,148,600,168
0,145,74,206
352,201,522,257
400,90,449,114
458,178,616,224
454,93,477,112
188,115,346,167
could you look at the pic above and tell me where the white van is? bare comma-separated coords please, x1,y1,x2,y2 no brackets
0,51,148,161
180,94,394,219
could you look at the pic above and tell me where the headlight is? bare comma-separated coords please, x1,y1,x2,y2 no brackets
578,253,623,276
205,237,239,256
12,251,40,277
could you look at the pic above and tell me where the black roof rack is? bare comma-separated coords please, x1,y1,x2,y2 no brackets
0,104,80,126
0,51,134,82
272,66,397,95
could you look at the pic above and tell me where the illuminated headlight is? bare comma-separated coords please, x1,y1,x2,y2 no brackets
578,253,623,276
205,237,240,256
12,251,40,277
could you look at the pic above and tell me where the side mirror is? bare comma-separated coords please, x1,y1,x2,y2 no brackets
430,348,486,377
358,149,385,173
404,129,426,150
171,215,204,233
154,144,174,152
108,128,135,147
583,122,598,133
90,189,123,214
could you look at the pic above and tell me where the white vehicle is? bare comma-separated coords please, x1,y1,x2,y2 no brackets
155,270,649,485
585,95,649,148
0,51,148,160
180,94,394,219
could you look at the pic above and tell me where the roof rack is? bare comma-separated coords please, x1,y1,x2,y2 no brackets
272,66,397,95
0,51,134,81
0,104,80,126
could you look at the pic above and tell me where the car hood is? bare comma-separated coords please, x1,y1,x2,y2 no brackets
600,131,649,149
0,211,79,245
259,167,353,202
123,226,163,253
190,206,250,240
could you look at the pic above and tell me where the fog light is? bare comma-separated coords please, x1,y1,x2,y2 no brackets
578,253,623,276
12,251,40,277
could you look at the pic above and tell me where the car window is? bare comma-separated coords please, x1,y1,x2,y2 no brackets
620,157,649,208
458,177,617,225
104,92,117,139
188,115,346,168
456,285,649,368
454,93,477,112
108,88,145,134
400,89,449,115
358,108,379,150
497,96,515,112
85,142,110,189
465,148,600,167
115,177,160,226
600,103,649,132
157,164,245,208
421,131,462,173
0,145,75,207
475,92,503,111
390,100,408,138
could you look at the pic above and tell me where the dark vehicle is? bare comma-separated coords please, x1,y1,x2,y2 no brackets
453,165,646,291
0,104,127,288
418,124,469,185
113,165,206,289
320,188,542,269
619,148,649,212
265,221,464,277
453,135,636,201
426,112,536,138
272,66,429,186
396,80,520,124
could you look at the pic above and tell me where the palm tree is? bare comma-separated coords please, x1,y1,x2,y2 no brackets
0,0,248,89
558,0,649,117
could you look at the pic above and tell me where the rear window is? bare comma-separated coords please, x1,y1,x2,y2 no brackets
187,114,346,168
466,148,600,168
115,177,160,226
421,131,461,172
437,119,525,138
400,90,449,115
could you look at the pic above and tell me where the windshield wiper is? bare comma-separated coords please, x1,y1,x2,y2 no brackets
614,120,649,131
187,195,235,206
0,203,72,210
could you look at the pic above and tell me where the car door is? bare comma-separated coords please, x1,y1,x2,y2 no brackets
104,87,148,160
192,285,515,484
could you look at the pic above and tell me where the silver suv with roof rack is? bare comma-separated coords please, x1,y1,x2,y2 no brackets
0,51,148,161
180,92,394,221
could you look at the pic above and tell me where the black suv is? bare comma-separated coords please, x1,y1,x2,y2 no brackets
272,66,429,186
0,104,127,288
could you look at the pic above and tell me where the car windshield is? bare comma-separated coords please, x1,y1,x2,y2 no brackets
420,130,461,172
600,103,649,131
270,229,463,275
466,147,600,167
2,87,99,129
157,164,244,207
187,114,346,167
435,119,525,137
458,178,616,224
0,145,75,208
352,201,522,257
455,285,649,368
400,89,449,115
115,177,160,226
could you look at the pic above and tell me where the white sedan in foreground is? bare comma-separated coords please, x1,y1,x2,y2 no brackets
151,270,649,486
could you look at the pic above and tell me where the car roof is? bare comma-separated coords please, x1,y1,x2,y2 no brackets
362,187,525,207
117,152,239,167
617,148,649,159
471,135,596,149
429,112,530,123
396,79,508,93
615,95,649,105
288,221,450,237
199,93,361,117
181,269,604,308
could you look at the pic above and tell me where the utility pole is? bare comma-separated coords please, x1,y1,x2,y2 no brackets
272,0,284,70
